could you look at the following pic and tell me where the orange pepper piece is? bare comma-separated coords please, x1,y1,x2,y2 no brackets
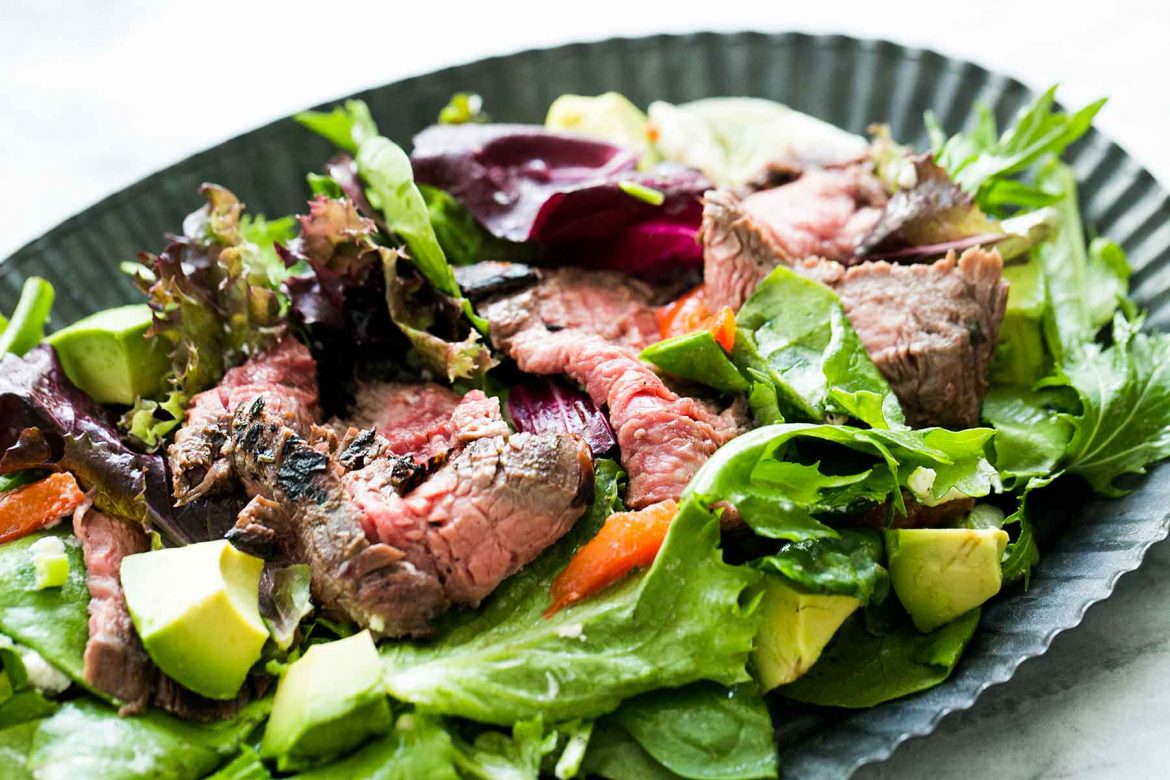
546,499,679,616
0,472,86,544
656,287,736,352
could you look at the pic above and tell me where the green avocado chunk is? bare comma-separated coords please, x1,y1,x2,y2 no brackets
751,575,860,692
47,304,170,405
640,331,748,393
121,540,267,700
260,631,391,772
886,528,1008,632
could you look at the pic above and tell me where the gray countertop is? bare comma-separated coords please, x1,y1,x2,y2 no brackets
2,3,1169,777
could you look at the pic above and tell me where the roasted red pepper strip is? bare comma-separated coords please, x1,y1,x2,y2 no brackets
0,472,86,544
546,499,678,616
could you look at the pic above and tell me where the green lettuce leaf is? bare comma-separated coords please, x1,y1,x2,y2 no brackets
682,424,997,542
455,716,558,780
981,386,1075,490
641,332,749,394
0,721,38,780
26,697,269,780
380,486,760,724
608,682,778,780
581,720,683,780
732,266,904,429
927,85,1104,214
779,607,980,708
206,747,271,780
753,529,889,606
0,530,91,696
297,712,461,780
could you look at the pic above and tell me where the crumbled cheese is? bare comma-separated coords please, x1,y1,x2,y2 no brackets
556,623,584,640
906,467,967,507
20,649,71,694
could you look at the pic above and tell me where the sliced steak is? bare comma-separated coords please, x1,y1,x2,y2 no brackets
73,508,152,715
481,266,661,351
504,329,741,507
169,336,319,504
824,248,1008,429
359,432,594,605
701,167,886,311
229,399,448,637
337,383,509,464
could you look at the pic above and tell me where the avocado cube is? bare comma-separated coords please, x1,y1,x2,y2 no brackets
752,575,860,692
47,304,170,405
886,528,1008,632
260,631,391,771
122,540,268,700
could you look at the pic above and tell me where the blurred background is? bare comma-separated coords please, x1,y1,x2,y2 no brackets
3,1,1169,776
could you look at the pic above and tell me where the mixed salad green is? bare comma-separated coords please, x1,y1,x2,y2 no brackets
0,83,1168,780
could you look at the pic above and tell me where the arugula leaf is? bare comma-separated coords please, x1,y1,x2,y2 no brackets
733,266,904,429
298,712,461,780
0,530,91,695
609,682,778,780
779,607,980,708
982,386,1075,490
682,424,997,542
928,86,1104,213
753,529,889,606
380,494,760,725
1000,490,1043,586
27,697,270,780
1054,314,1170,495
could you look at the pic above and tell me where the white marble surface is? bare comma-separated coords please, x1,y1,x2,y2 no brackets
3,1,1170,776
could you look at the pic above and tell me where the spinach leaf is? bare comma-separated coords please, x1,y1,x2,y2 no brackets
27,697,270,780
610,682,778,780
753,529,888,605
982,386,1074,490
641,332,748,394
779,608,980,708
582,720,683,780
297,712,460,780
0,529,91,693
733,266,903,429
380,495,760,725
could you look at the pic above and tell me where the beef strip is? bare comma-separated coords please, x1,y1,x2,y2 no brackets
481,266,662,351
229,398,448,637
701,188,1007,428
169,336,319,504
338,381,461,463
818,248,1008,429
701,167,886,311
503,329,741,507
73,508,152,715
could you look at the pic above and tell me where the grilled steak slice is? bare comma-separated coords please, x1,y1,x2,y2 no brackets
359,432,594,605
338,384,510,464
170,336,319,504
701,168,885,311
505,329,741,507
229,399,448,637
822,248,1008,429
73,508,152,715
481,266,662,351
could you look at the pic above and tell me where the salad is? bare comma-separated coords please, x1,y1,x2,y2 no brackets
0,83,1166,779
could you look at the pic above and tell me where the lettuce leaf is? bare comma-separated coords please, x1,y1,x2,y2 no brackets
380,471,759,724
606,682,778,780
581,720,683,780
732,266,904,429
682,424,997,542
0,277,55,358
297,712,461,780
26,697,270,780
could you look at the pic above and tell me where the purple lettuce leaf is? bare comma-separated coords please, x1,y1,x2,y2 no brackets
507,377,616,456
0,346,226,544
410,123,710,247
